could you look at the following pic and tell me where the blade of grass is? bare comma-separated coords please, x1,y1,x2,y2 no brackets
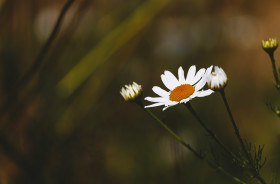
56,0,171,98
55,36,141,136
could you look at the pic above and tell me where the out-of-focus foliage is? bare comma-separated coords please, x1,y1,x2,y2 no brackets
0,0,280,183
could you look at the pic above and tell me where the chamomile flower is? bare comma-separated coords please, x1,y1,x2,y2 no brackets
120,82,143,102
145,66,214,110
206,66,228,91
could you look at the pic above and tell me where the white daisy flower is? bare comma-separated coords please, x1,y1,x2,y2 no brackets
145,66,214,110
120,82,143,102
206,66,228,91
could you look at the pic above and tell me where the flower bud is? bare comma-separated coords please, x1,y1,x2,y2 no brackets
120,82,143,102
262,38,278,55
206,66,228,91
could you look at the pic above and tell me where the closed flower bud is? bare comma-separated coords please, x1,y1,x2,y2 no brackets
120,82,143,102
262,38,278,55
206,66,228,91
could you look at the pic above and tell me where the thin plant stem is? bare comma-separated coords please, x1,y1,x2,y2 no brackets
184,103,238,160
142,106,203,159
138,102,246,184
0,0,76,177
268,53,280,88
22,0,75,86
219,89,266,184
0,0,76,120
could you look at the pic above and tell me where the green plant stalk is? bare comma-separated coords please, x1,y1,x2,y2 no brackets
143,107,203,159
215,166,247,184
219,89,266,184
269,53,280,88
139,103,246,184
184,103,238,161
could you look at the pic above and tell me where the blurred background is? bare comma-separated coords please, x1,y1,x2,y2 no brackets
0,0,280,183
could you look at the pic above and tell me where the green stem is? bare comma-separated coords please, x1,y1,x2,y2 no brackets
184,103,237,160
269,53,280,88
143,107,203,159
219,89,266,184
139,103,246,184
215,166,247,184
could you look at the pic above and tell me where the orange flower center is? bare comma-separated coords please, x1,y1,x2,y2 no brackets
169,84,195,102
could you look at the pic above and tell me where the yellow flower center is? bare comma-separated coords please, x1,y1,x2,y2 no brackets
169,84,195,102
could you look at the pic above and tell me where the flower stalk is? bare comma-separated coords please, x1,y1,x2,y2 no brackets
269,53,280,88
184,103,238,160
120,81,247,183
262,38,280,88
140,103,203,159
219,89,266,184
138,101,246,184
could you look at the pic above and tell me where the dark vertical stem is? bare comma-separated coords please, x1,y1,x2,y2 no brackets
139,102,246,184
20,0,76,86
142,106,203,159
0,0,76,121
220,89,266,184
269,53,280,87
219,90,248,158
184,103,235,159
0,0,76,177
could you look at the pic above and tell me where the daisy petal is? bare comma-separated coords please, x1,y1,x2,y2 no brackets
163,104,176,111
195,89,214,97
178,66,185,83
186,65,196,83
161,74,175,90
145,103,165,108
145,97,168,103
165,101,178,106
194,78,207,91
144,65,214,110
191,68,206,85
163,70,180,88
180,97,192,104
205,65,213,76
152,86,169,97
163,106,170,111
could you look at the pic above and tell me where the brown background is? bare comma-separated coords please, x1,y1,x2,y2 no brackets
0,0,280,183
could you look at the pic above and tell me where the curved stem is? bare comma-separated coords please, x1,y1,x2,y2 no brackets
22,0,75,85
143,107,203,159
219,89,266,184
184,103,237,160
139,102,246,184
0,0,76,120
